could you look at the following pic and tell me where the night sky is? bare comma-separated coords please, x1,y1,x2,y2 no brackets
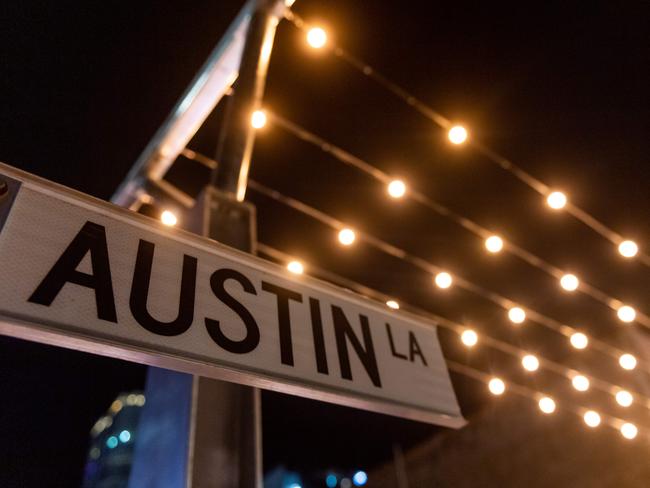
1,1,649,486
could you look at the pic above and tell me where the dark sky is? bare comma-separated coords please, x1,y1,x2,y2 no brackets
1,1,649,487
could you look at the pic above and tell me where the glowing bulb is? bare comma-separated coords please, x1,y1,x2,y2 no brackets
615,390,633,407
583,410,601,428
160,210,178,227
485,235,504,253
560,273,579,291
617,305,636,323
572,374,590,392
251,110,267,129
106,436,119,449
522,354,540,372
352,471,368,486
460,329,478,347
386,300,400,310
508,307,526,324
434,272,453,289
338,228,356,246
619,353,637,370
119,430,131,443
538,396,556,414
287,260,304,275
488,377,506,396
570,332,588,349
448,125,468,145
620,422,638,440
618,240,638,258
546,191,567,210
307,27,327,48
387,179,406,198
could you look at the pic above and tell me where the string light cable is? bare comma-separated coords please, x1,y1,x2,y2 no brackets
283,9,650,268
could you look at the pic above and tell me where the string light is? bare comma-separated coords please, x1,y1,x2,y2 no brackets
583,410,601,428
484,235,504,253
251,110,267,129
287,260,304,275
569,332,588,350
620,422,638,440
546,191,567,210
447,125,468,145
559,273,579,292
615,390,633,407
338,228,356,246
387,179,406,198
386,300,400,310
434,271,453,289
460,329,478,347
617,305,636,323
619,353,637,371
488,377,506,396
522,354,540,372
572,374,590,392
306,27,327,49
538,396,556,414
618,240,638,258
508,307,526,324
160,210,178,226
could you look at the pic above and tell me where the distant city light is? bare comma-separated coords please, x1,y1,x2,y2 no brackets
538,396,556,414
488,377,506,396
387,179,406,198
340,478,352,488
119,430,131,443
617,305,636,323
560,273,579,292
287,260,304,275
353,470,368,486
485,235,504,253
546,191,567,210
251,110,267,129
434,271,453,289
326,474,338,488
287,484,302,488
618,240,638,258
583,410,601,428
460,329,478,347
522,354,540,372
508,307,526,324
307,27,327,48
106,436,119,449
619,353,637,371
615,390,633,407
448,125,468,145
110,399,123,413
621,422,638,440
386,300,400,310
570,332,588,350
338,228,356,246
160,210,178,227
572,374,590,392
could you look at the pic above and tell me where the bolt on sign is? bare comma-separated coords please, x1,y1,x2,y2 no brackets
0,163,464,427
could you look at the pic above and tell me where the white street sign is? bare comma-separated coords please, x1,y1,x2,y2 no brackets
0,163,464,427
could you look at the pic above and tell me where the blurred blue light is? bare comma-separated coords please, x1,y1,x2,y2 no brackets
353,471,368,486
287,484,301,488
119,430,131,443
106,436,118,449
326,474,338,487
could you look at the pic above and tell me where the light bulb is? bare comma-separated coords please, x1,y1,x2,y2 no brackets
488,377,505,395
572,374,590,392
570,332,588,349
485,235,504,253
434,272,453,289
615,390,633,407
583,410,601,428
522,354,540,372
386,300,400,310
387,179,406,198
508,307,526,324
338,228,356,246
620,422,638,440
546,191,567,210
160,210,178,227
250,110,267,129
560,273,579,291
618,240,638,258
448,125,468,145
460,329,478,347
617,305,636,323
287,261,304,275
538,396,556,414
619,353,637,370
307,27,327,48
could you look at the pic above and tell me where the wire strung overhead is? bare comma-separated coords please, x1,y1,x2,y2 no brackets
283,9,650,268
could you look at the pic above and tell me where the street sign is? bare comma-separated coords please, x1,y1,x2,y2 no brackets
0,163,464,427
